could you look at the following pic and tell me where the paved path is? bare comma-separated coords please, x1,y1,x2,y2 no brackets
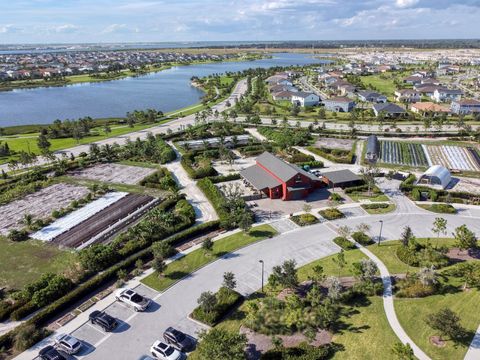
165,143,218,223
465,326,480,359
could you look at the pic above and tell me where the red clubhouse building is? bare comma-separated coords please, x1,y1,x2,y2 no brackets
240,152,322,200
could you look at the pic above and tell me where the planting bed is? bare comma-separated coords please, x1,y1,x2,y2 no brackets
379,141,428,167
51,193,155,248
0,183,89,235
423,145,480,172
69,163,157,185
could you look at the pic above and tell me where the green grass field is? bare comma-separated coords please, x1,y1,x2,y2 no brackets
347,192,390,202
360,75,397,100
0,235,77,289
141,225,278,291
395,282,480,360
367,238,454,274
297,249,367,278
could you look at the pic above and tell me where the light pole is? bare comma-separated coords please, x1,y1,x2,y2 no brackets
259,260,264,293
378,220,384,246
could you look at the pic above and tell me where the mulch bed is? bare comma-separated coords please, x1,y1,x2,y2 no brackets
429,335,446,347
447,248,480,262
241,325,332,359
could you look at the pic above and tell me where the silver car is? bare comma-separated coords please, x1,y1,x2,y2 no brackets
55,334,82,355
115,288,151,311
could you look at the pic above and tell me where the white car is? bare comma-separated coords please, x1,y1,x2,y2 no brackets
115,288,151,312
150,340,185,360
54,334,82,355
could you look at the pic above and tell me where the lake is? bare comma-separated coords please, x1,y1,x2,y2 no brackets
0,53,328,127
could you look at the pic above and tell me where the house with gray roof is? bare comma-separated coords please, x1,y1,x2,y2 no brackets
240,152,322,200
372,102,406,117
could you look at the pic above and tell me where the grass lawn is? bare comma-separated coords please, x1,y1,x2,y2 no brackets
360,75,397,100
141,224,278,291
367,238,455,274
332,296,399,360
0,235,77,289
362,203,396,215
395,283,480,360
347,192,390,202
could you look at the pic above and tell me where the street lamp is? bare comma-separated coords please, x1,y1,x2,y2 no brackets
259,260,264,293
378,220,384,246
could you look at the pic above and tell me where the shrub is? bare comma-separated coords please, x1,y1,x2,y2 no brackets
396,242,449,268
361,203,389,210
411,188,421,201
262,343,332,359
319,208,344,220
7,229,29,242
333,236,356,250
351,231,373,246
209,173,241,184
13,324,50,352
395,274,439,298
139,168,178,191
290,213,318,226
330,192,343,202
427,203,456,214
191,287,243,326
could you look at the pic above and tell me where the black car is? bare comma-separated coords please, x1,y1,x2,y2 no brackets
38,345,66,360
89,310,118,332
163,327,193,352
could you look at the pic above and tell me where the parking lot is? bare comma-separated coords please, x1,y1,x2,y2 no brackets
37,284,203,360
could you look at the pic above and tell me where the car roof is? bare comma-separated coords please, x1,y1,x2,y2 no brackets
153,340,169,350
124,289,135,296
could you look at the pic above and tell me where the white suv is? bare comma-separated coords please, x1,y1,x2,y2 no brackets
115,288,151,312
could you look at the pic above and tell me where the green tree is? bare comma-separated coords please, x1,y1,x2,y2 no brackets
391,342,414,360
36,133,51,154
197,328,247,360
401,226,414,247
432,217,447,246
223,272,237,290
202,237,214,254
268,259,298,289
426,308,466,343
453,224,477,251
197,291,217,313
151,241,176,259
152,256,166,276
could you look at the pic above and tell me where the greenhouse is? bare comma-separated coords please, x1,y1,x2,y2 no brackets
418,165,452,189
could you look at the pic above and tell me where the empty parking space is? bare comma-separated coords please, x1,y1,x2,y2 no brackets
270,218,299,233
104,301,135,322
133,284,159,300
71,323,106,347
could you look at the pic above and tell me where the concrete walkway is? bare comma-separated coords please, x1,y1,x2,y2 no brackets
464,325,480,359
164,143,218,223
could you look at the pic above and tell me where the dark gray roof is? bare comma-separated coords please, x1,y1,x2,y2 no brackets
373,102,406,114
322,169,361,184
240,164,281,190
257,152,318,182
366,135,379,154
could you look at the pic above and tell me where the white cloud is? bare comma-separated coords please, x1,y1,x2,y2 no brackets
102,23,139,33
54,24,79,33
395,0,419,8
0,24,21,33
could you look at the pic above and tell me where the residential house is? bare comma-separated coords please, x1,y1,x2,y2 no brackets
403,75,423,85
433,88,463,103
394,89,421,103
357,90,387,103
272,91,295,101
414,84,443,98
291,92,320,107
269,84,298,93
411,102,451,116
323,97,356,112
240,152,322,200
372,102,406,117
450,99,480,115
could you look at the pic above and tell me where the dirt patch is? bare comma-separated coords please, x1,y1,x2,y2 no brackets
69,163,156,185
315,137,354,151
447,248,480,262
241,325,332,358
0,183,89,235
429,335,446,347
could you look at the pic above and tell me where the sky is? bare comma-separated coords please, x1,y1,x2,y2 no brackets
1,0,480,44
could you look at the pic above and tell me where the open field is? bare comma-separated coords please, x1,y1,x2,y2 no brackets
379,140,429,167
69,163,157,185
314,137,355,151
0,183,89,235
423,144,480,172
0,235,77,289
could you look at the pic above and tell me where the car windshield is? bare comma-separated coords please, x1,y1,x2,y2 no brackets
165,346,175,356
131,294,143,303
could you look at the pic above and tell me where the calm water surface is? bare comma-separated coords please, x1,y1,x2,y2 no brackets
0,53,328,126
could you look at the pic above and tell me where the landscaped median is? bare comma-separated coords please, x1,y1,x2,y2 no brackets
141,224,278,292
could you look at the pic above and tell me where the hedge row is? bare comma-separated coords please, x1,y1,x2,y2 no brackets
208,173,241,184
180,155,217,179
0,221,220,352
361,203,390,210
191,287,243,326
197,177,229,222
295,160,324,169
351,231,374,246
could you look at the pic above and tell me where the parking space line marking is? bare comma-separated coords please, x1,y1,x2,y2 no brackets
85,323,107,336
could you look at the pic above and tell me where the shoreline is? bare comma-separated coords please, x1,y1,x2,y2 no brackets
0,53,265,93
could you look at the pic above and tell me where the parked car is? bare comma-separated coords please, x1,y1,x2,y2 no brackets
89,310,118,332
55,333,82,355
115,288,151,312
150,340,185,360
38,345,66,360
163,327,193,352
